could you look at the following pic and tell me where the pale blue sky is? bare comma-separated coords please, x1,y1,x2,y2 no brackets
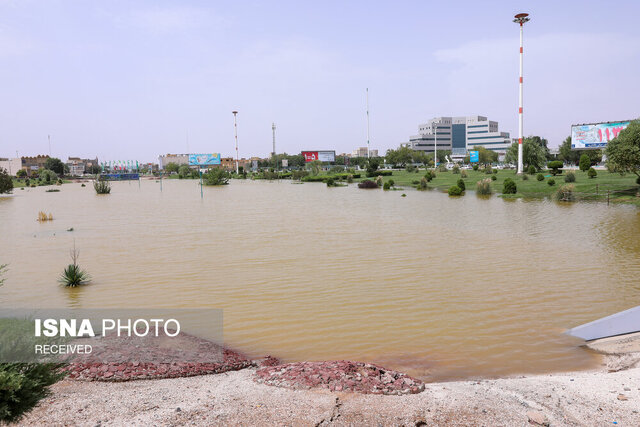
1,0,639,163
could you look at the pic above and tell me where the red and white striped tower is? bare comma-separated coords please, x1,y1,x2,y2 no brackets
514,13,530,175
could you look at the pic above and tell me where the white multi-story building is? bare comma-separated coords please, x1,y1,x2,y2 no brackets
0,158,22,176
408,116,511,159
351,147,379,157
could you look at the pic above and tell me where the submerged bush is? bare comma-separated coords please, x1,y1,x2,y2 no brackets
456,179,466,191
93,180,111,194
564,171,576,183
448,185,463,196
554,184,575,201
417,177,428,190
383,181,391,190
476,178,492,195
358,179,378,189
502,178,517,194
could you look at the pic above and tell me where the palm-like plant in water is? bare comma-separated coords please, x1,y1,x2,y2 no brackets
59,244,90,287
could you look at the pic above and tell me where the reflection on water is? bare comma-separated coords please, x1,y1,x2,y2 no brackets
0,180,639,381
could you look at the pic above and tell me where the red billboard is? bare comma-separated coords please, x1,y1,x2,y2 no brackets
302,151,335,162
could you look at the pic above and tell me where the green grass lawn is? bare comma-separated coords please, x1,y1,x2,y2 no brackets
363,168,640,206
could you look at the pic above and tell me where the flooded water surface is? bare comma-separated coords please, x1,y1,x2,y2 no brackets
1,179,639,381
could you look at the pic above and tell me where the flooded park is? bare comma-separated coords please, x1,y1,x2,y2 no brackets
1,179,639,381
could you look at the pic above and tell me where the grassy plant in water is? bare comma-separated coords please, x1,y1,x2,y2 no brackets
476,179,492,195
94,180,111,194
37,211,53,222
554,184,575,202
59,245,90,287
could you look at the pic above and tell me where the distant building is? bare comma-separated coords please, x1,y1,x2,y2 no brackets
66,157,99,176
351,147,379,158
21,155,50,175
0,158,22,176
408,116,511,159
219,157,251,171
158,154,189,170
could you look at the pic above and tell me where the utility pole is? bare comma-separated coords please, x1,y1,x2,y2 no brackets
232,111,239,174
434,121,437,167
514,13,530,175
272,122,277,170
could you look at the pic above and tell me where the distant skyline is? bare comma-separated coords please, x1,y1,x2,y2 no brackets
1,0,639,163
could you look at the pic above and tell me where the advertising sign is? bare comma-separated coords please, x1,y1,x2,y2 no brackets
189,153,221,166
571,121,631,149
469,151,479,163
282,159,288,168
302,151,336,162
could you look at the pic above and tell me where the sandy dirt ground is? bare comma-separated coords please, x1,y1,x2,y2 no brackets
17,354,640,427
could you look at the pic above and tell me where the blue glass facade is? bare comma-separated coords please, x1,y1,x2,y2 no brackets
451,124,466,150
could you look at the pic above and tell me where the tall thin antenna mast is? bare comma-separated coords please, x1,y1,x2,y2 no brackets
232,111,239,174
48,135,51,156
366,88,370,158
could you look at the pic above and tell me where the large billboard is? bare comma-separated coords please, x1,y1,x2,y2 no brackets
571,121,631,149
302,151,336,162
469,151,479,163
189,153,221,165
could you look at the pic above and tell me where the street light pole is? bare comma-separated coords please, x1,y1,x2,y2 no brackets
514,13,530,175
232,111,239,174
434,121,437,168
272,122,277,170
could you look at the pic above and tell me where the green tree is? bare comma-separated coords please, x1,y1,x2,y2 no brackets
436,150,451,165
505,137,547,170
558,136,580,164
579,154,591,172
178,164,192,179
309,160,322,176
385,146,413,167
366,157,380,175
0,168,13,194
606,120,640,177
411,150,430,167
203,168,230,185
164,162,180,173
87,164,102,174
44,158,65,175
16,169,27,178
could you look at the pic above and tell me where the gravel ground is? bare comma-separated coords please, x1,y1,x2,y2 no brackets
17,356,640,426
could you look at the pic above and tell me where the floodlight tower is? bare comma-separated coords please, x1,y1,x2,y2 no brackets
366,88,370,158
272,122,277,170
232,110,239,174
514,12,530,175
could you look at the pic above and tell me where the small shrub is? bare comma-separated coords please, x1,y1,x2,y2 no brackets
383,181,391,190
358,179,378,189
37,211,53,222
0,362,66,423
411,180,420,185
326,177,335,187
527,165,536,175
292,170,309,180
456,179,465,191
554,184,575,201
417,177,428,190
375,175,383,187
438,164,447,172
491,175,497,181
476,179,492,195
80,183,86,187
448,185,463,196
547,161,563,176
548,178,556,186
424,171,433,182
388,179,395,186
536,173,544,181
493,169,498,175
579,154,591,172
472,164,479,171
452,165,460,174
587,168,597,179
522,174,528,181
484,165,493,174
461,170,468,178
564,171,576,183
346,174,353,183
405,164,416,173
636,176,640,185
502,178,517,194
93,180,111,194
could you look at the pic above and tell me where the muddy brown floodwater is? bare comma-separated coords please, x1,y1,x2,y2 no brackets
1,179,639,381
